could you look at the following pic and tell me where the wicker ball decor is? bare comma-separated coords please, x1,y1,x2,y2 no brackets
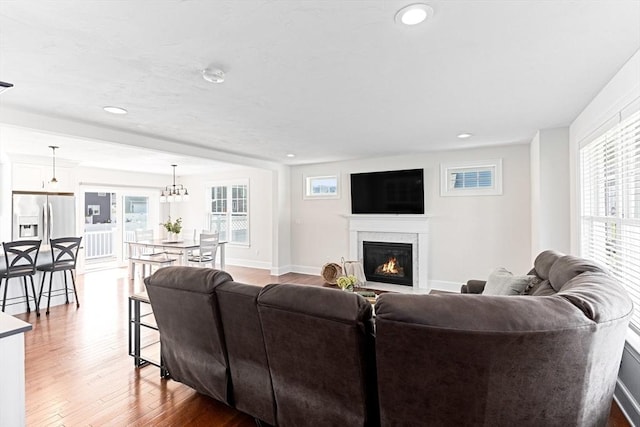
321,262,342,284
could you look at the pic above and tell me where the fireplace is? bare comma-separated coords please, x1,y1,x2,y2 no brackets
347,214,429,292
363,241,413,286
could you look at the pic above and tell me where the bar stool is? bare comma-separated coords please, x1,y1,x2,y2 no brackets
0,240,41,316
37,237,82,315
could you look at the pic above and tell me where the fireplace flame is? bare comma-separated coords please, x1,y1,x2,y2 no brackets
382,257,398,274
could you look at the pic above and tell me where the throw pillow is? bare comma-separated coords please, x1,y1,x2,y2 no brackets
483,267,536,296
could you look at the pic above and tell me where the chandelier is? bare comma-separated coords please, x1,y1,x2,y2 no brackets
160,164,189,203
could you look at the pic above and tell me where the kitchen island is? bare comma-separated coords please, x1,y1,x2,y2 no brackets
0,311,31,426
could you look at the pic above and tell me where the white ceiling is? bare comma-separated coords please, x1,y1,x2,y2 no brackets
0,0,639,170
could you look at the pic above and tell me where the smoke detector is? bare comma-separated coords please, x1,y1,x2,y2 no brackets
202,68,225,83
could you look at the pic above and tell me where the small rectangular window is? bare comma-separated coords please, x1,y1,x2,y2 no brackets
440,159,503,196
304,175,340,199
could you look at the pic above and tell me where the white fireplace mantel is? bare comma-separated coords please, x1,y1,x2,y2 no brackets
345,215,430,292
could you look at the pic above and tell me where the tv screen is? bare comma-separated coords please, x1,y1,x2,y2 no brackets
350,169,424,214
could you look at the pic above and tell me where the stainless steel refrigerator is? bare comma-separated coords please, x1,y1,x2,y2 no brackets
12,191,76,244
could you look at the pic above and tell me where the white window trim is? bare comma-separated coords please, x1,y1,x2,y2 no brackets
440,159,503,197
303,174,340,200
205,179,250,247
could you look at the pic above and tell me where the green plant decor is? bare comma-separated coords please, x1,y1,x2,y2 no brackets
336,274,357,291
162,217,183,234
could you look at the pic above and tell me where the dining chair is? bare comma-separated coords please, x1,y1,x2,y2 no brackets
188,232,219,268
133,229,159,255
36,237,82,315
181,228,197,242
1,240,41,316
131,229,170,277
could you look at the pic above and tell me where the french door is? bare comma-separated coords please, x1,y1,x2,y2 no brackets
80,185,160,270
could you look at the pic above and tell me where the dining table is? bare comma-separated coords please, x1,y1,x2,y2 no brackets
127,238,227,270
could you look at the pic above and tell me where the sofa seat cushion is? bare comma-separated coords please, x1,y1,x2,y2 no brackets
483,268,537,296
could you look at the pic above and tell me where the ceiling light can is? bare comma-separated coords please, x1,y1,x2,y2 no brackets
103,106,128,115
457,133,473,139
395,3,434,26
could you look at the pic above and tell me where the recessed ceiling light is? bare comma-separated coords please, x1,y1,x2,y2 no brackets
395,4,434,26
202,67,225,83
457,133,473,139
103,106,128,115
286,153,295,158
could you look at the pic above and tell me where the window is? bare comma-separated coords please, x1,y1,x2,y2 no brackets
208,182,249,244
440,159,503,196
304,175,340,199
580,109,640,333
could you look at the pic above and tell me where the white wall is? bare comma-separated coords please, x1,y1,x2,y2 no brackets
177,166,274,269
290,143,532,285
569,49,640,426
530,127,570,255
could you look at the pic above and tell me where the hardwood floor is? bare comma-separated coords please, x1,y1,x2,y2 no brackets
14,266,629,426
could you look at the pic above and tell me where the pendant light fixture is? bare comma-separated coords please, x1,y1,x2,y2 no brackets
160,164,189,203
49,145,59,189
0,81,14,94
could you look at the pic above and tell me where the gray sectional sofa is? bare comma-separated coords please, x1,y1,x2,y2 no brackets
144,250,633,427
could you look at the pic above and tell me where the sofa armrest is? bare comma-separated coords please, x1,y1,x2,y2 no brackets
461,279,486,294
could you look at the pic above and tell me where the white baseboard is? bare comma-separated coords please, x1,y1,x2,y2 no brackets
270,265,293,276
614,340,640,427
615,377,640,427
289,265,322,276
225,258,272,270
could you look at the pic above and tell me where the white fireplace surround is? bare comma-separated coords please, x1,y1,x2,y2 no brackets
346,215,429,293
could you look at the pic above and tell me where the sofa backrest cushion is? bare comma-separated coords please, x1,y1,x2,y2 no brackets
549,254,607,292
257,284,377,427
375,277,632,426
533,249,564,280
558,272,633,323
144,267,233,405
216,281,276,425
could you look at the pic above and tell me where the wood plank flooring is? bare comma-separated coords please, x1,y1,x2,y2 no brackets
14,266,630,426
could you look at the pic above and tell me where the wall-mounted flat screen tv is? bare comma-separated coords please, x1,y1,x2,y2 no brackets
350,168,424,214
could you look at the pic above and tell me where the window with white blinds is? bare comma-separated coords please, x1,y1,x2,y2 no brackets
440,159,503,196
580,109,640,332
453,169,493,189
